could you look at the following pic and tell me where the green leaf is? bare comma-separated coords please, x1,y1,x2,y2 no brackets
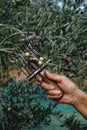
12,97,17,103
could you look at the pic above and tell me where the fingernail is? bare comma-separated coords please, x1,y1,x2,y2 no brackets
57,91,61,94
58,93,63,97
50,86,54,89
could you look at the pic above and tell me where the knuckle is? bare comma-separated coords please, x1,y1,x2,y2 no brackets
62,75,67,80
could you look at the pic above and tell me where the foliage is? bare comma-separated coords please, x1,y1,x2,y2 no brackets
0,78,87,130
60,114,87,130
53,112,87,130
0,0,87,81
0,78,57,129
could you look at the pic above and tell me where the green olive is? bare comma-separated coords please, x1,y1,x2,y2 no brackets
38,60,43,65
39,57,44,61
7,107,11,111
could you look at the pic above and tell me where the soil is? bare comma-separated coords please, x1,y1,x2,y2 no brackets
0,68,26,83
0,68,87,88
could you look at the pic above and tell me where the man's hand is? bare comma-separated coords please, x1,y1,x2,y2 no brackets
36,70,78,105
36,70,87,118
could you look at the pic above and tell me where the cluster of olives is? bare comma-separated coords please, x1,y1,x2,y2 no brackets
24,52,44,66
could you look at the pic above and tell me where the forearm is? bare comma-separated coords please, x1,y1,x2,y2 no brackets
73,88,87,119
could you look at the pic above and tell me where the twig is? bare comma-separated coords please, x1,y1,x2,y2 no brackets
0,48,14,53
0,26,24,33
0,32,27,46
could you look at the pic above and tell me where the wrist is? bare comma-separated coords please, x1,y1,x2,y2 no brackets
68,86,87,118
72,88,87,112
72,88,82,106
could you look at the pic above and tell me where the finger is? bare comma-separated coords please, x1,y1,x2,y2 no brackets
41,82,54,90
46,89,62,95
36,81,41,85
36,75,42,82
45,70,63,82
48,94,62,99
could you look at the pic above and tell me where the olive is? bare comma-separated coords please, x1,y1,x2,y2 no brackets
39,57,44,61
12,0,16,5
38,60,43,65
7,107,11,111
30,58,37,62
24,52,30,57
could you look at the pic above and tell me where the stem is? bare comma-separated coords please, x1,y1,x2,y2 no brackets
0,26,23,33
0,32,27,46
0,48,14,53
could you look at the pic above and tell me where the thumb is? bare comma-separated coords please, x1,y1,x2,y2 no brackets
44,70,62,83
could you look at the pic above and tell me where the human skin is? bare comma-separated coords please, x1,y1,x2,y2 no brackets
36,70,87,119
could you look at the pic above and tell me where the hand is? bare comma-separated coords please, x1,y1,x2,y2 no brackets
36,70,79,105
36,70,87,118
